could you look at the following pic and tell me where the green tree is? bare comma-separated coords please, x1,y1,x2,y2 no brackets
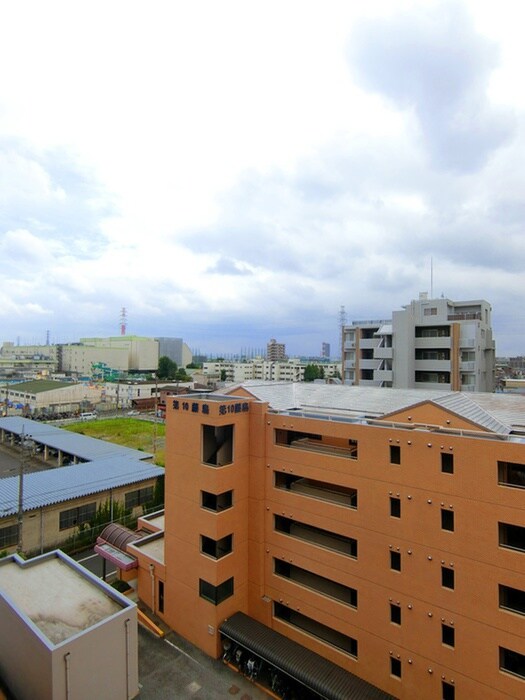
220,369,227,381
157,356,177,379
303,364,321,382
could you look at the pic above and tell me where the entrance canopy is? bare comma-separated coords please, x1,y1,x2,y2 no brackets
220,612,396,700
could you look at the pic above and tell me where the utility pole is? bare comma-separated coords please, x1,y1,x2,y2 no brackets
17,427,33,555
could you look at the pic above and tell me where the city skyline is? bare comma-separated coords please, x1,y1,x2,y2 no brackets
1,1,524,357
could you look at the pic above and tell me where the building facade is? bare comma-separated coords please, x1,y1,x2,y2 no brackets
343,296,495,392
267,339,287,362
133,383,525,700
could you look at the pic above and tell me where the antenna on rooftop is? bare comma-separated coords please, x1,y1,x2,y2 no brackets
120,307,127,336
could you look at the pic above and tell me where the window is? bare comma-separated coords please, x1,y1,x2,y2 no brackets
499,584,525,615
274,559,357,607
158,581,164,614
441,453,454,474
390,657,401,678
500,647,525,680
390,551,401,572
424,307,438,316
274,515,357,558
201,490,233,512
442,624,455,647
125,486,154,510
202,424,234,466
274,473,357,508
275,429,358,459
199,577,234,605
59,502,96,530
390,445,401,465
442,681,455,700
498,461,525,489
441,509,454,532
0,524,18,548
390,497,401,518
499,523,525,553
442,566,455,589
274,602,357,657
390,603,401,625
200,534,233,559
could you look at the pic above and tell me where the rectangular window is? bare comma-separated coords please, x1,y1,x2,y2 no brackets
275,429,358,459
125,486,154,510
274,602,357,658
202,424,234,466
423,307,438,316
498,461,525,489
500,647,525,680
390,657,401,678
59,502,97,530
274,559,357,607
201,490,233,512
158,581,164,614
390,551,401,572
390,497,401,518
200,534,233,559
441,453,454,474
442,681,455,700
442,624,455,647
274,472,357,508
199,577,234,605
390,603,401,625
390,445,401,464
0,524,18,548
442,566,455,590
499,522,525,553
441,509,454,532
274,515,357,558
499,584,525,616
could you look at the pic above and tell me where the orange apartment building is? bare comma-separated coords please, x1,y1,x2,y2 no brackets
133,383,525,700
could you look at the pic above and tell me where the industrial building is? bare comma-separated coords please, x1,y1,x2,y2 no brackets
127,382,525,700
342,295,495,392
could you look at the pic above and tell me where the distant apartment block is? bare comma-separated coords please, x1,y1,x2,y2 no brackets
202,359,341,384
343,295,495,392
266,338,287,362
321,342,331,359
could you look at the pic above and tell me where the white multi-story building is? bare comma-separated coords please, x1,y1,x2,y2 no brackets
343,295,495,392
202,359,341,384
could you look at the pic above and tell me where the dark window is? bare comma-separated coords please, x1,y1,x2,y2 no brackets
202,424,234,466
200,534,233,559
442,681,455,700
274,559,357,607
499,584,525,615
201,490,233,512
442,566,455,589
498,461,525,489
274,602,357,657
390,551,401,571
441,509,454,532
199,577,234,605
441,453,454,474
0,524,18,548
390,445,401,464
390,603,401,625
274,515,357,558
390,497,401,518
390,657,401,678
275,429,358,459
442,624,455,647
415,371,450,384
125,486,154,510
158,581,164,613
59,502,97,530
500,647,525,680
499,522,525,553
274,472,357,508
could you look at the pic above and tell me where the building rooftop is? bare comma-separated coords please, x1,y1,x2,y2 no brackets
4,379,77,393
0,551,127,646
223,382,525,435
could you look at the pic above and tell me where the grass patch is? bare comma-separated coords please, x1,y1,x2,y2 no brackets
66,418,165,467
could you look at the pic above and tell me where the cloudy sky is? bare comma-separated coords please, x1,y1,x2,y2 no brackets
1,0,524,357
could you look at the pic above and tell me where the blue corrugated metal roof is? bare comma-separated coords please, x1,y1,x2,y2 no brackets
0,458,164,515
0,417,153,461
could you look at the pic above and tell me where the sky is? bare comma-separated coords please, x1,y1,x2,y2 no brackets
0,0,524,358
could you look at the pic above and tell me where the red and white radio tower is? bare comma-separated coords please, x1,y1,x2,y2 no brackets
120,307,127,336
